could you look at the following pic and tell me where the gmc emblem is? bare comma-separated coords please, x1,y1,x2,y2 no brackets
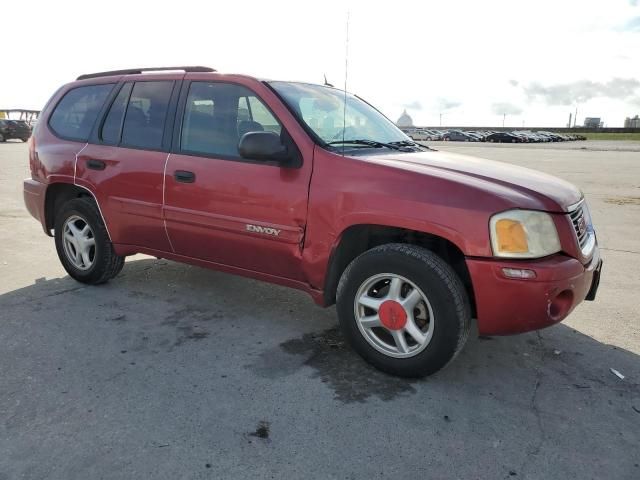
577,216,587,236
246,224,281,237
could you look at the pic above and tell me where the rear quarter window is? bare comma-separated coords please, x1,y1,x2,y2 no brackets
49,84,114,141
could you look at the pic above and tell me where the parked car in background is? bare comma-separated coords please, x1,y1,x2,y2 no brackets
537,131,562,142
0,119,31,142
422,129,443,140
485,132,519,143
403,128,585,143
443,130,476,141
408,130,431,141
466,132,484,142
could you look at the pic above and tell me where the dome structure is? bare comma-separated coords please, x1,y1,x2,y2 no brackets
396,109,414,127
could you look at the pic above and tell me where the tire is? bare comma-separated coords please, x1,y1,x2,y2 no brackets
336,243,471,377
21,138,29,142
54,197,124,284
0,133,5,142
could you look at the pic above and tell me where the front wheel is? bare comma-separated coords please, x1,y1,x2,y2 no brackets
54,197,125,284
336,244,471,377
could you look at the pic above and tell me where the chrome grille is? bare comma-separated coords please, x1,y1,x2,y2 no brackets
569,203,590,250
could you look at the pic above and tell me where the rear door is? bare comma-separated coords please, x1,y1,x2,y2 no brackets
76,77,179,251
163,78,312,280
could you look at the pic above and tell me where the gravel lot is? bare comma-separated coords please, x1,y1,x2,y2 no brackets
1,140,639,479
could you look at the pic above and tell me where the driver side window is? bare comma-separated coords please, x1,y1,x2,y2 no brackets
180,82,281,158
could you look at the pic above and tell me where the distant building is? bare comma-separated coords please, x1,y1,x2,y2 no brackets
396,109,414,128
624,115,640,128
583,117,602,128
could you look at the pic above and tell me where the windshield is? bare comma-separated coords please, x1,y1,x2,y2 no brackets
269,81,411,146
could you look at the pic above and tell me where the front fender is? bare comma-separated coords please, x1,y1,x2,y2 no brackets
301,210,471,298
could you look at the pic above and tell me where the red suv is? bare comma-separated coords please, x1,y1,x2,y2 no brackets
23,66,602,377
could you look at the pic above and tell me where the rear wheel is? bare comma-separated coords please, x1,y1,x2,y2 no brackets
21,137,29,142
0,133,5,142
54,197,124,284
336,244,471,377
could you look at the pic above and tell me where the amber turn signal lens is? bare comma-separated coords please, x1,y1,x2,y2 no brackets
495,219,528,253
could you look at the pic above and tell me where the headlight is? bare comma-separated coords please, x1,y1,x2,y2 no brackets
490,210,561,258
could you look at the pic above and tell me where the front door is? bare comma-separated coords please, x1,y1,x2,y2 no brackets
163,80,311,280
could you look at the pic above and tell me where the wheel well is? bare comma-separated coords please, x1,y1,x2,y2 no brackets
44,183,94,233
323,225,476,316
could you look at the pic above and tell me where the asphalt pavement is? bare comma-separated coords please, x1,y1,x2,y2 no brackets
1,140,638,479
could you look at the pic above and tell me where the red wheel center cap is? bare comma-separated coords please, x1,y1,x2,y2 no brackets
378,300,407,330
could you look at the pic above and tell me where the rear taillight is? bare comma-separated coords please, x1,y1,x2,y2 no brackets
29,136,38,178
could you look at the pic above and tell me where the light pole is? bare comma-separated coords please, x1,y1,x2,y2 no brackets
502,113,506,128
439,113,443,127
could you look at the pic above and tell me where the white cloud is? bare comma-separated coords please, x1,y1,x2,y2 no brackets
491,102,523,116
621,16,640,31
523,78,640,106
434,98,462,112
402,101,423,110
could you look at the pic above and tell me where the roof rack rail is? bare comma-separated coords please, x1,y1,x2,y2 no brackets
76,66,216,81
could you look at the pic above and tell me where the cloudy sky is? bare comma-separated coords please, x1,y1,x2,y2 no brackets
2,0,640,127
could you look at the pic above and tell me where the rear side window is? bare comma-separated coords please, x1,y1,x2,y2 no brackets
121,81,173,150
49,84,114,141
101,83,133,144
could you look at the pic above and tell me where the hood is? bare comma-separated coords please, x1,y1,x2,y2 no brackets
360,149,582,212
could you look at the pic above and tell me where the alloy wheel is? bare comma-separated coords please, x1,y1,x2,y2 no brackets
354,273,435,358
62,215,96,270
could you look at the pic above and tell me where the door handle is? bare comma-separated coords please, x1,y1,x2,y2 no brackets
174,170,195,183
86,159,106,171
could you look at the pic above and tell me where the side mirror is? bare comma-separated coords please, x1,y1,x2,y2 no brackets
238,131,289,163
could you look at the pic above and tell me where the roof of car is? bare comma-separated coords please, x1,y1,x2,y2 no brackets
74,69,337,93
76,66,216,81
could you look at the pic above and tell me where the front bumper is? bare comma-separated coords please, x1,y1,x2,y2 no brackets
466,248,601,335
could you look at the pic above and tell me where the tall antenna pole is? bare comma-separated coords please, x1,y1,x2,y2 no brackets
341,11,350,156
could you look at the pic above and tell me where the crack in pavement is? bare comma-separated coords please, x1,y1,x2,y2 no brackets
598,247,640,255
518,331,547,477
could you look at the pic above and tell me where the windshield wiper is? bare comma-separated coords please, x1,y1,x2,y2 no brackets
388,140,436,151
326,139,402,150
